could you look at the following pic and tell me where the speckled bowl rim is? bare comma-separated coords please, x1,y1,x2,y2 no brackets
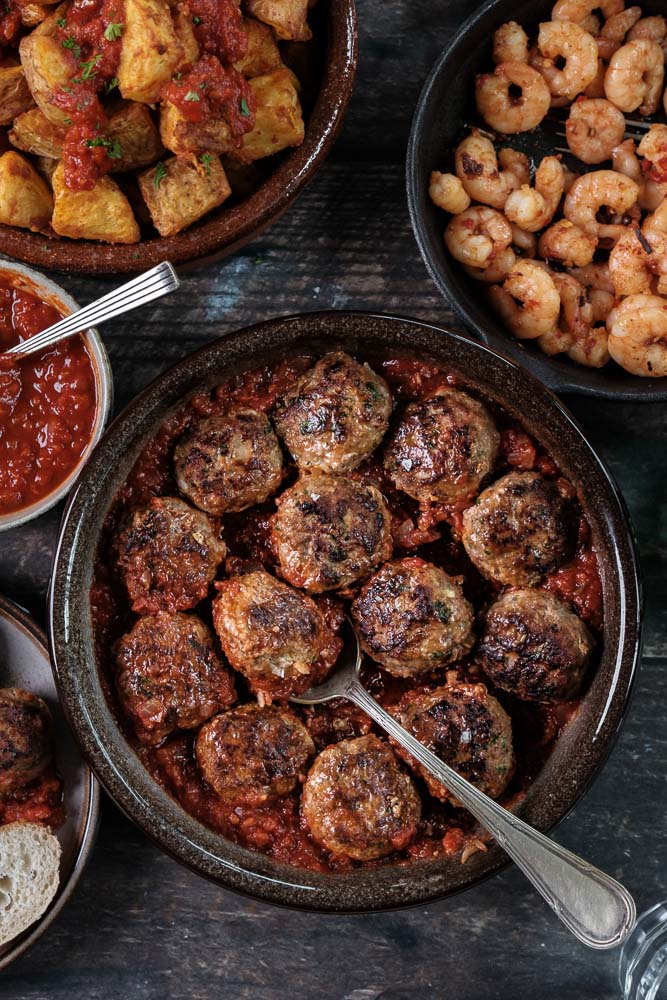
48,311,642,912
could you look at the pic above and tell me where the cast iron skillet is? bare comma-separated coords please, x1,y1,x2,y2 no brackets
406,0,667,401
49,312,641,912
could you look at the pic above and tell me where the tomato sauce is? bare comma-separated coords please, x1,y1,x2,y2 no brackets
162,55,255,143
0,768,64,830
91,352,603,872
0,281,97,516
187,0,247,63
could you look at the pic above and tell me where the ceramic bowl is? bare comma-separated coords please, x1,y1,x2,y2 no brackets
49,311,642,912
0,1,357,276
0,260,112,532
406,0,667,401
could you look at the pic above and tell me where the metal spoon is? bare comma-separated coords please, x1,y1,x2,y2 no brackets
2,261,179,361
292,622,636,950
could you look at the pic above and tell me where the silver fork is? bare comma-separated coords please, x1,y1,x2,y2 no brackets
292,621,636,950
3,261,180,360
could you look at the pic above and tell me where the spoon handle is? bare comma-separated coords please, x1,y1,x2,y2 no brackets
5,261,180,359
348,680,636,950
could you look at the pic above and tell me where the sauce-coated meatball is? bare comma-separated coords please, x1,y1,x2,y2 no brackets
384,388,499,503
478,589,594,702
273,352,392,474
462,471,575,586
116,496,226,613
115,612,236,745
271,473,393,592
174,409,283,514
0,689,51,795
393,682,515,801
195,703,315,806
351,557,475,677
301,735,421,860
212,569,342,700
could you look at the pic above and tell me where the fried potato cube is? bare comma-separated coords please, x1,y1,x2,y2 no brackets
234,67,304,164
51,161,140,243
109,103,164,170
138,154,231,236
245,0,311,41
35,155,57,183
234,17,281,77
0,65,36,126
9,107,64,158
159,101,233,156
19,34,72,126
0,151,53,232
172,3,199,72
118,0,183,104
19,2,50,27
33,2,68,36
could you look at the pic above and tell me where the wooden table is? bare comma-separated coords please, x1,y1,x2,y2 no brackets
3,2,666,996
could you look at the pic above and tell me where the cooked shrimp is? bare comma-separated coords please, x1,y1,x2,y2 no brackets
584,59,607,98
535,21,599,101
604,39,665,115
637,125,667,183
504,156,564,233
612,137,667,211
608,228,656,295
454,132,520,210
538,218,597,266
600,7,643,41
607,294,667,376
553,272,594,338
568,325,611,367
562,164,579,194
464,247,517,282
493,21,529,64
552,0,623,23
511,224,538,255
565,98,626,164
429,172,470,214
563,169,639,241
589,288,615,323
641,203,667,294
444,206,513,268
569,260,615,293
627,15,667,57
476,62,551,133
487,260,561,338
537,327,574,355
498,148,531,186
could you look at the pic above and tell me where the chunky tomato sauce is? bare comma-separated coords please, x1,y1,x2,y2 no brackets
91,353,603,872
0,768,64,830
0,281,97,516
162,55,255,143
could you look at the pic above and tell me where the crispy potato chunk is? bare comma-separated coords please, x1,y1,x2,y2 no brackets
51,161,140,243
159,101,233,155
19,34,72,126
0,66,35,127
118,0,183,104
9,107,64,158
19,2,50,27
234,67,304,164
33,2,68,36
110,103,164,170
0,151,53,233
138,155,231,236
246,0,311,41
234,17,281,77
172,3,199,71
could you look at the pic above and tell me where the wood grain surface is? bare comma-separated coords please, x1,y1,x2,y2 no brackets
1,1,666,997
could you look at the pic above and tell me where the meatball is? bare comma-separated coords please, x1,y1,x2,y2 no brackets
392,682,515,802
212,570,342,700
273,352,392,474
195,703,315,806
271,473,393,592
115,612,236,745
477,589,594,702
116,496,226,613
173,409,283,515
0,689,52,796
301,735,421,860
461,471,575,586
351,558,475,677
384,388,499,503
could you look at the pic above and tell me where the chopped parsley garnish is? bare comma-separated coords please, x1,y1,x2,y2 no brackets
173,71,182,81
77,54,103,80
240,97,250,117
105,77,119,93
192,15,201,24
184,90,200,102
62,36,82,60
433,601,450,624
56,17,66,27
63,117,72,124
104,22,123,40
85,135,123,159
200,153,214,176
153,162,167,188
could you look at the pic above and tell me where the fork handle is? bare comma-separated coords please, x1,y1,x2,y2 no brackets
347,680,636,950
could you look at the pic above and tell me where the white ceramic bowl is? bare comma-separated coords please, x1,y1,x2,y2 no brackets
0,260,112,532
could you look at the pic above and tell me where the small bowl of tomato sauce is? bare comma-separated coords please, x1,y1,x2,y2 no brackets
0,261,112,531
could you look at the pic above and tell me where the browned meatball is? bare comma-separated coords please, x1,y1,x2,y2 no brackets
115,612,236,745
351,557,475,677
273,352,392,474
212,570,342,700
477,589,594,702
392,682,515,802
271,473,393,592
174,409,283,515
116,496,226,614
384,388,499,503
0,689,52,795
195,703,315,806
461,472,575,586
301,735,421,860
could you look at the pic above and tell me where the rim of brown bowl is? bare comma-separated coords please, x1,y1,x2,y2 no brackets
0,2,357,276
48,311,642,913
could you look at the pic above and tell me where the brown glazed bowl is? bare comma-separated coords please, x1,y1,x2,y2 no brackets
0,2,357,276
49,312,642,912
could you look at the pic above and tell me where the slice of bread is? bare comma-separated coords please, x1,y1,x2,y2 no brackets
0,822,61,947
